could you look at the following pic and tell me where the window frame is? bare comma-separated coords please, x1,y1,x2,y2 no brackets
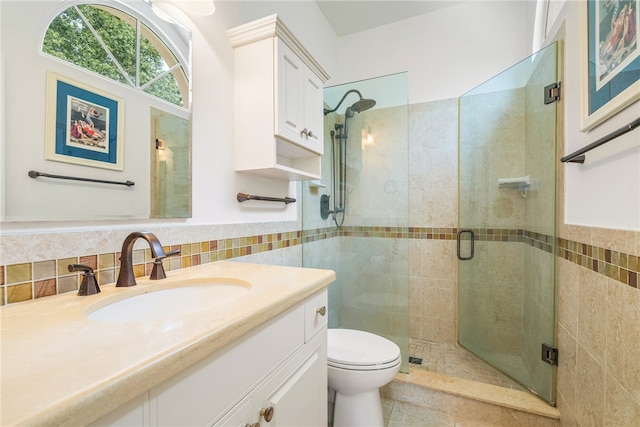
40,0,191,109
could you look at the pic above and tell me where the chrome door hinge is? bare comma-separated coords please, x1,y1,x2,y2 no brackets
544,82,561,104
541,343,559,366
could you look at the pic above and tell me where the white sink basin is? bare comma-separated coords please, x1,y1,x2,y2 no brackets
86,279,251,323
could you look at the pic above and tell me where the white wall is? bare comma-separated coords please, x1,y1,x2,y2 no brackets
545,1,640,230
330,0,537,103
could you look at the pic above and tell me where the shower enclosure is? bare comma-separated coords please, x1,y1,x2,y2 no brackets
302,73,410,372
458,42,558,403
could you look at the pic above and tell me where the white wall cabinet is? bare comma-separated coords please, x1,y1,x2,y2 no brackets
275,39,324,155
90,290,328,427
228,14,330,181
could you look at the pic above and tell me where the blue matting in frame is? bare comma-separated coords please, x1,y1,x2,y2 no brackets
54,80,119,165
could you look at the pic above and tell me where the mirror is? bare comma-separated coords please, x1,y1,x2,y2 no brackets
0,0,192,221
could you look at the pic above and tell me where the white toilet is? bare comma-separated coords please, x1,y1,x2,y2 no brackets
327,329,401,427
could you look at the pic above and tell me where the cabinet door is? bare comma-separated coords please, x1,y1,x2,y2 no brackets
302,69,324,155
257,332,327,427
275,39,304,145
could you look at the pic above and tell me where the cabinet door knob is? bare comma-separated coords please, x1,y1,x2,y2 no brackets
301,128,309,137
260,406,275,422
307,130,314,138
316,306,326,316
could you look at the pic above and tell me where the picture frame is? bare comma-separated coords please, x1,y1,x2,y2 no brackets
45,72,124,170
581,0,640,131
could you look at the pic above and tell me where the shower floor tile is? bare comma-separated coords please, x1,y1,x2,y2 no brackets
408,339,527,391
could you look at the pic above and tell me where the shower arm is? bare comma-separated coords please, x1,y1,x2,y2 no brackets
323,89,364,115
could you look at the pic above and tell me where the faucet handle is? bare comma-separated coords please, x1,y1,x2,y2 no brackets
68,264,101,296
150,248,181,280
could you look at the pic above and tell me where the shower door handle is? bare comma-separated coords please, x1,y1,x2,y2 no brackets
457,229,475,260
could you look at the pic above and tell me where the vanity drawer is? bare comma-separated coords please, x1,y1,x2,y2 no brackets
304,290,328,341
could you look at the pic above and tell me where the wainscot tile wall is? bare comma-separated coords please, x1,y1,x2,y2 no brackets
1,231,301,305
2,226,636,305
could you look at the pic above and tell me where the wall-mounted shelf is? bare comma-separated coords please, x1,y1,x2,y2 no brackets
498,175,530,198
498,175,530,190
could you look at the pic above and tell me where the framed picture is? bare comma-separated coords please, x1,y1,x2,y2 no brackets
581,0,640,131
45,72,124,170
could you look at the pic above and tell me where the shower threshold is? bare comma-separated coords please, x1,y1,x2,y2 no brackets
408,339,526,391
381,339,560,425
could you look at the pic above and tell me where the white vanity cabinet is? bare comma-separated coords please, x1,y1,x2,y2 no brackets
90,290,328,427
228,14,330,181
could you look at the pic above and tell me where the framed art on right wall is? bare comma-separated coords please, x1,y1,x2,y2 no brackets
581,0,640,131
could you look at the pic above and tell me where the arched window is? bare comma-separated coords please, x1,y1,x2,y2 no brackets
42,3,189,107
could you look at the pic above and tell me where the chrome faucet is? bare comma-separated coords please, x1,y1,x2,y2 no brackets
116,231,179,287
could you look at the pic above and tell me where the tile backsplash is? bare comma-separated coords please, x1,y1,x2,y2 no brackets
2,225,636,306
2,231,301,305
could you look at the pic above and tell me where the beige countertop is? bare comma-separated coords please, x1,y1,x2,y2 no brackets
0,261,335,426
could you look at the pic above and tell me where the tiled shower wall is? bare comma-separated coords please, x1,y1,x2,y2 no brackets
407,99,459,344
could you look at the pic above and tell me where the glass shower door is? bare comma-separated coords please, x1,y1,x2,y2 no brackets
458,43,558,403
302,72,410,372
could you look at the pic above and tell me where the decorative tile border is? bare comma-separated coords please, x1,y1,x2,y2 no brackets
558,238,638,288
1,227,636,306
1,231,301,306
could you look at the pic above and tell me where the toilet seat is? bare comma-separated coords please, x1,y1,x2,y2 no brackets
328,329,401,371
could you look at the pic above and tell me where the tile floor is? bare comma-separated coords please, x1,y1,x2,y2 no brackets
379,339,530,426
383,398,455,427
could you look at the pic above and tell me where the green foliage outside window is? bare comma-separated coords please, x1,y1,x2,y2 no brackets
43,4,185,107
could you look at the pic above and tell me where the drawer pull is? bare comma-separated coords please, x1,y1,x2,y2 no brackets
316,306,327,316
260,406,275,422
245,424,259,427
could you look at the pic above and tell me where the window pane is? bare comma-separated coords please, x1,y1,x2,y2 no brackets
43,6,127,84
78,5,137,85
144,72,184,107
43,4,187,107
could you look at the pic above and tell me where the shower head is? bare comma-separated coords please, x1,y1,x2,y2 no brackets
324,89,376,116
350,97,376,113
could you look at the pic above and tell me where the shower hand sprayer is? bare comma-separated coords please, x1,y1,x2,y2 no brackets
321,89,376,226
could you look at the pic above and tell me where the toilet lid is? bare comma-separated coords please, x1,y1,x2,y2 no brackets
327,329,401,368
